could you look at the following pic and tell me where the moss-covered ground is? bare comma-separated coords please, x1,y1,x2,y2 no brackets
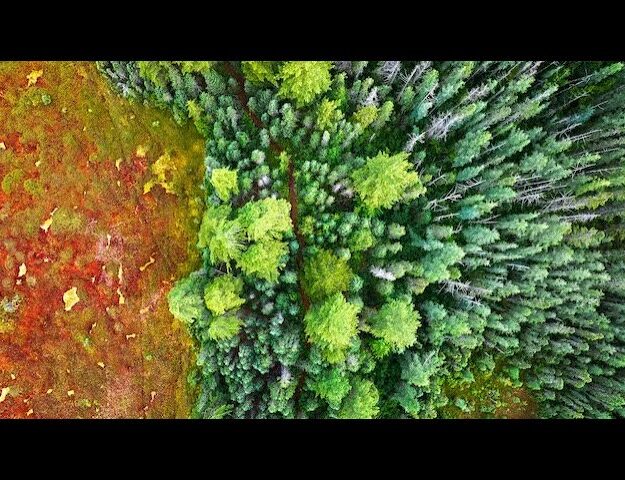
0,62,205,418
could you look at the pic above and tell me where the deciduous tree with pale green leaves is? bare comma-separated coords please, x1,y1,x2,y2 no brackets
203,274,245,315
208,315,243,341
304,293,361,363
278,61,333,108
351,151,425,211
210,168,239,202
303,249,353,301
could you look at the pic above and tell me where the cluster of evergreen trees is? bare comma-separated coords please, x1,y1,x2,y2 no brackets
98,60,625,418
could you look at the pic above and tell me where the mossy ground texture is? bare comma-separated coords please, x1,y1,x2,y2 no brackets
0,62,205,418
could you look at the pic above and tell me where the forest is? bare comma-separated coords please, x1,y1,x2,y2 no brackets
95,61,625,419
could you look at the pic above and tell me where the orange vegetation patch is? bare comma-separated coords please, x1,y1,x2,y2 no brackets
0,61,205,418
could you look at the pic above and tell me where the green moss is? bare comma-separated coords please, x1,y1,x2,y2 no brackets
41,92,52,105
13,87,53,113
50,207,86,234
23,178,44,197
440,366,536,419
2,169,24,194
0,294,21,334
56,250,73,269
76,398,93,408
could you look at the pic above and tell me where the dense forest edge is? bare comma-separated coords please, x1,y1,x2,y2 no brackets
95,61,625,419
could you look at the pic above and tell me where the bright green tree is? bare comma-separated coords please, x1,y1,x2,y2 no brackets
210,168,239,202
369,297,421,352
241,61,278,85
304,293,361,363
198,205,245,267
167,275,207,325
338,378,380,419
316,98,343,131
352,105,378,129
351,151,425,211
237,197,292,241
208,315,243,341
303,249,353,301
237,239,289,282
309,368,351,409
203,274,245,315
278,61,333,107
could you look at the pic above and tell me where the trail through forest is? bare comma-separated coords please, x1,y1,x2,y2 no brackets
221,62,313,414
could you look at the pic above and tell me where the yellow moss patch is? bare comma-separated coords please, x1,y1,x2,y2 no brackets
63,287,80,311
139,256,155,272
27,69,43,87
0,386,10,402
136,145,148,157
40,207,58,233
144,151,177,195
117,287,125,305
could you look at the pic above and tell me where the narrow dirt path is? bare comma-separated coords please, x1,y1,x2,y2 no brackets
221,62,310,310
221,62,311,415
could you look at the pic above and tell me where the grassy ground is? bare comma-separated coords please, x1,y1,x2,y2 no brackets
0,62,205,418
440,366,537,419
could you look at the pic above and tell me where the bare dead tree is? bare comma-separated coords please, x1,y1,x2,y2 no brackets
508,263,530,271
377,61,402,85
441,280,491,298
427,186,462,211
542,194,587,213
563,212,599,222
333,61,352,73
404,131,425,153
456,177,486,194
397,61,431,100
370,266,396,282
362,86,379,107
426,111,464,140
464,83,491,104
